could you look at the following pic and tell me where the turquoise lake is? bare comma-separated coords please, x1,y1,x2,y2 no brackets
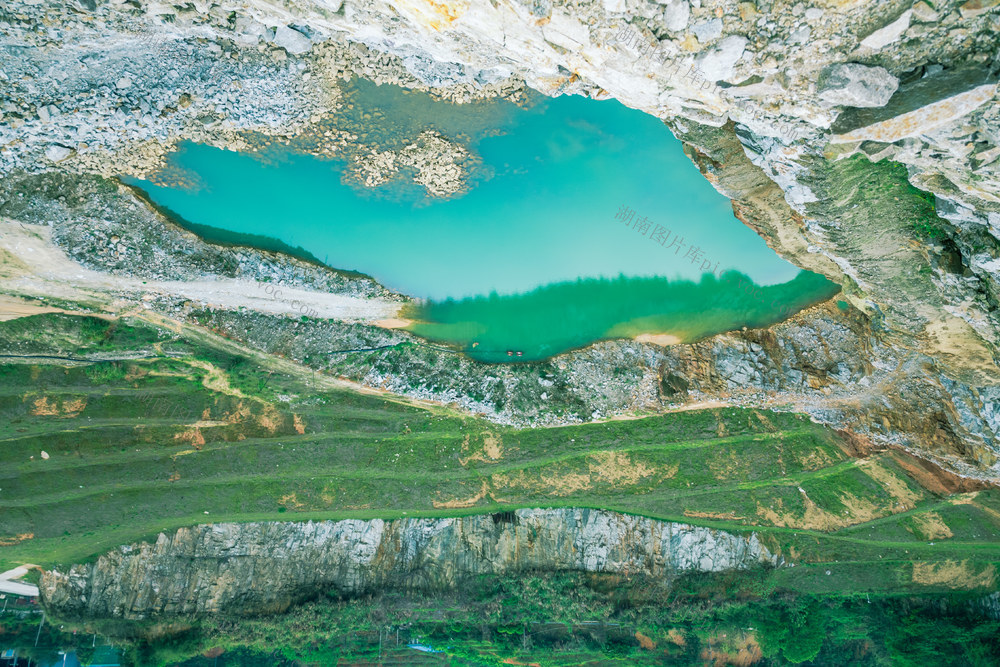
128,79,840,361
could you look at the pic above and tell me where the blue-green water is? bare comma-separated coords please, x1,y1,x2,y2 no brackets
127,80,839,361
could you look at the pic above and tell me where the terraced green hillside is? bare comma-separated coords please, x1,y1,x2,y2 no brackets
1,311,999,600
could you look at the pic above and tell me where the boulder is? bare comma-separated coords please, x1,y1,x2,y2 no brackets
234,16,267,43
830,66,998,143
789,26,811,44
660,0,690,32
272,25,312,54
911,1,939,22
692,18,722,43
44,145,74,162
858,9,911,50
695,35,747,81
37,104,59,122
959,0,1000,19
817,63,899,108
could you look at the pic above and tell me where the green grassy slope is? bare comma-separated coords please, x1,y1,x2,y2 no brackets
1,313,999,599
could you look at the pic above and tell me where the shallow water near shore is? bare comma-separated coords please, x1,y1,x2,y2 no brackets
407,271,839,362
127,79,839,361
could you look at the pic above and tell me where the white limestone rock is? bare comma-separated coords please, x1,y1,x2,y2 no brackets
41,509,776,619
831,82,998,143
911,1,939,22
695,34,747,81
692,18,722,43
272,25,312,54
859,9,912,50
660,0,690,32
44,145,74,162
542,11,590,51
817,63,899,108
37,104,59,122
234,16,267,43
789,26,811,44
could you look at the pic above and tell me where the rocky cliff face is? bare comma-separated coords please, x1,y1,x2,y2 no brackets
40,509,774,619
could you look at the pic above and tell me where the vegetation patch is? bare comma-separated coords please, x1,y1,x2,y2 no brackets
23,570,1000,666
911,560,997,590
1,312,999,601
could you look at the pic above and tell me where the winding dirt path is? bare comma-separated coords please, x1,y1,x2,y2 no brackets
0,565,39,597
0,220,403,322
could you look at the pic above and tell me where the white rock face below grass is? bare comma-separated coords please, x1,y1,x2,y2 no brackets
40,509,775,619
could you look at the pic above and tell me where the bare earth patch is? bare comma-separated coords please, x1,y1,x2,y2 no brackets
459,431,504,465
490,451,674,499
171,449,199,459
374,318,412,329
0,295,68,321
635,333,682,347
924,318,998,384
912,560,996,589
174,428,206,449
700,632,763,666
589,450,672,485
186,359,246,399
708,450,744,480
908,512,954,540
0,533,34,547
797,447,838,471
29,395,87,418
0,221,401,323
857,459,923,508
432,480,490,509
491,469,593,498
279,493,308,511
756,486,888,531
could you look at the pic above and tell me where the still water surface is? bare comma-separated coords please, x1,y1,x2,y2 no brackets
127,80,839,361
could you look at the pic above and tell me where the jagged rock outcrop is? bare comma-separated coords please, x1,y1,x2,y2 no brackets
669,119,1000,475
817,63,900,108
977,591,1000,620
0,170,396,298
40,509,775,619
